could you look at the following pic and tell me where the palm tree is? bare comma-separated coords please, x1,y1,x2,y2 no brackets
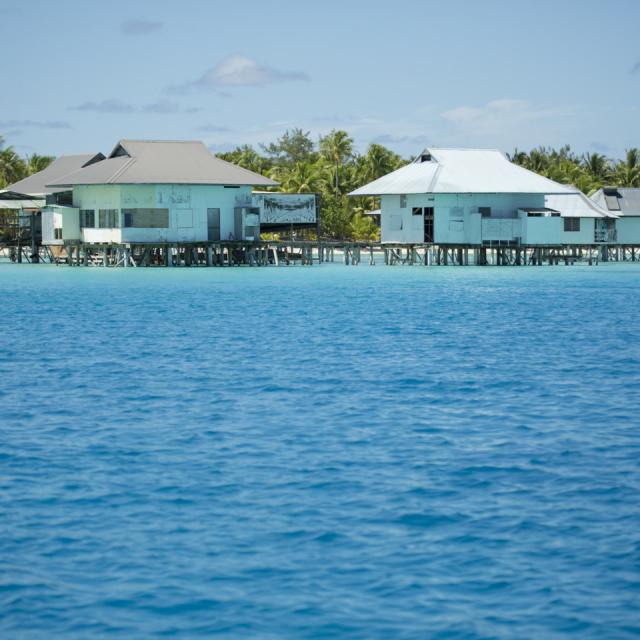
361,143,405,183
270,162,320,193
319,130,353,194
351,213,379,241
26,153,55,175
0,140,27,188
582,152,612,184
615,149,640,187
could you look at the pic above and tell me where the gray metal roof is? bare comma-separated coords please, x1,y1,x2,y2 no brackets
591,188,640,216
350,148,578,196
47,140,278,187
7,153,105,195
0,190,45,209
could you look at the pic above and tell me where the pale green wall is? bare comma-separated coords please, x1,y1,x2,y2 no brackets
380,193,546,244
616,217,640,244
71,183,254,243
522,216,595,245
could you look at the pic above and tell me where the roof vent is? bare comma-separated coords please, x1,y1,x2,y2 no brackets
110,144,130,159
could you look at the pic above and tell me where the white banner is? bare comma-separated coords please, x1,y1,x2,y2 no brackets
254,193,316,224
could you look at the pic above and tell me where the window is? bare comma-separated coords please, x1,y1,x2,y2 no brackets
122,208,169,228
79,209,95,228
54,228,62,240
400,195,407,208
412,207,423,216
604,194,621,211
479,207,492,217
99,209,118,228
564,217,580,232
47,191,72,206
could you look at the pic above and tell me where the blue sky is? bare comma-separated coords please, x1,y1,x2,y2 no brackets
1,0,639,160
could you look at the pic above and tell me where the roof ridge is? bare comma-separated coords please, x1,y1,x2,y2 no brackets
428,147,504,152
119,139,205,144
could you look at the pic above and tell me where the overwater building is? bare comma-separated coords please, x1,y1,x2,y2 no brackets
43,140,278,246
350,148,619,246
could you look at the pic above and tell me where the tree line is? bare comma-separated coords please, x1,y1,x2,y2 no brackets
218,129,406,241
2,132,639,240
0,136,54,190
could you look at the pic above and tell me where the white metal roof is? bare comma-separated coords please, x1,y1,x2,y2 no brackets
47,140,277,187
349,148,578,196
7,153,105,195
544,192,617,218
591,188,640,216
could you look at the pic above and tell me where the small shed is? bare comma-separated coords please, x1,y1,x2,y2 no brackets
591,188,640,244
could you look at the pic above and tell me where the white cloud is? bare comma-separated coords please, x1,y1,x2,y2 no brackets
441,99,574,134
168,55,309,94
203,54,308,87
71,99,136,113
70,99,198,115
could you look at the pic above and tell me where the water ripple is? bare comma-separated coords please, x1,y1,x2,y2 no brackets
1,263,639,638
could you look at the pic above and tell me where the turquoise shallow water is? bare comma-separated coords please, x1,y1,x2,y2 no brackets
1,263,639,638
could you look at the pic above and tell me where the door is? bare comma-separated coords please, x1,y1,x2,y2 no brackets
424,207,434,243
207,208,220,241
594,218,614,243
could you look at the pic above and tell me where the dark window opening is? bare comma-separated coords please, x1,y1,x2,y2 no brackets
98,209,118,228
424,207,434,243
53,228,62,240
79,209,95,228
564,217,580,232
479,207,492,217
122,208,169,228
412,207,423,216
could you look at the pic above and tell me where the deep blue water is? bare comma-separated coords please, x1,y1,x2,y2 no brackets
1,262,640,639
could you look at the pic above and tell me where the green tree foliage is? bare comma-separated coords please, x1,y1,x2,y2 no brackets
26,153,55,175
509,146,640,193
350,213,380,242
260,128,316,165
219,129,406,239
0,136,55,189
